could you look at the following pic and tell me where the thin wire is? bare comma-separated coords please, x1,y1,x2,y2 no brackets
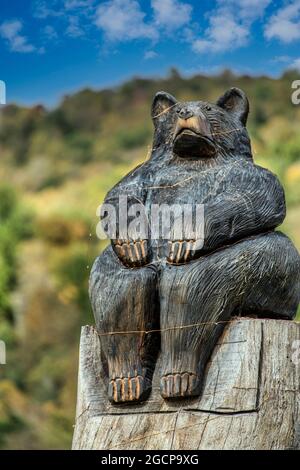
152,102,246,137
97,317,299,338
212,127,244,136
146,174,195,189
152,102,178,119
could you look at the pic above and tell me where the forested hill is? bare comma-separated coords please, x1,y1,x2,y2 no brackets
1,68,300,189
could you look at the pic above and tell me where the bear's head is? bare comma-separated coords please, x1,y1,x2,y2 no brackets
151,87,252,161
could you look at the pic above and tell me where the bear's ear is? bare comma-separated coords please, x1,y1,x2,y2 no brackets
152,91,177,120
216,87,249,126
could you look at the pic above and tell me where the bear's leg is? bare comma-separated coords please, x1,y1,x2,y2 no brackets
159,231,300,399
90,246,159,404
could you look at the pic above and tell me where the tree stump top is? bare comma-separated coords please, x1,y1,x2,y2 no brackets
72,318,300,450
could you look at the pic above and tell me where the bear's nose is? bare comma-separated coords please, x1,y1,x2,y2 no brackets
177,108,193,120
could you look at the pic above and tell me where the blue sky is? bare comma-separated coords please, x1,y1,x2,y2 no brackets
0,0,300,107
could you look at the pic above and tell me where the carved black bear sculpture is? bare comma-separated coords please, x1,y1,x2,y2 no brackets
90,87,300,404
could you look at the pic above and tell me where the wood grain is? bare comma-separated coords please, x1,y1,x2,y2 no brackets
72,318,300,450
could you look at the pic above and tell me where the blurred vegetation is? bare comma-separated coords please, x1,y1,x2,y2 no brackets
0,68,299,449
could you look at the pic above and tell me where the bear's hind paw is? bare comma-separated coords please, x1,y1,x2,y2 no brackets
108,374,151,404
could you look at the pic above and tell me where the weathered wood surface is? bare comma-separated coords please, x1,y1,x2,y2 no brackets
72,318,300,450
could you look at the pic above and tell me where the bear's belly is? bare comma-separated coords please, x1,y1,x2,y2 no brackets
143,175,209,263
121,164,232,264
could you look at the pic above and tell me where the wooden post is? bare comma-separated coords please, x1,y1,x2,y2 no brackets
72,318,300,450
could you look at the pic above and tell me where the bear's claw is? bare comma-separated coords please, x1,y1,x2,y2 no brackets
113,239,149,267
167,240,203,264
108,374,151,404
160,372,201,399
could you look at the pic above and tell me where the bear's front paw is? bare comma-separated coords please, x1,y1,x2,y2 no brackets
160,372,201,399
108,374,151,404
167,240,202,264
112,239,149,267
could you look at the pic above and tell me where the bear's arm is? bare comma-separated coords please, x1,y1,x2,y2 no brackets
104,163,147,203
202,164,285,252
101,164,150,267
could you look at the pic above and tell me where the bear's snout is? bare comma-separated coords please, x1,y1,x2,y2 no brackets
173,113,216,159
177,107,194,120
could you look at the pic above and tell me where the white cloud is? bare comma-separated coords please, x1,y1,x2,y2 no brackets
95,0,157,41
193,10,249,53
95,0,193,43
265,1,300,43
152,0,192,30
218,0,271,20
34,0,193,50
33,0,63,19
270,55,291,64
290,58,300,70
144,50,158,59
33,0,95,18
0,20,38,53
34,0,95,42
43,25,59,40
64,0,95,9
193,0,271,53
66,15,84,37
